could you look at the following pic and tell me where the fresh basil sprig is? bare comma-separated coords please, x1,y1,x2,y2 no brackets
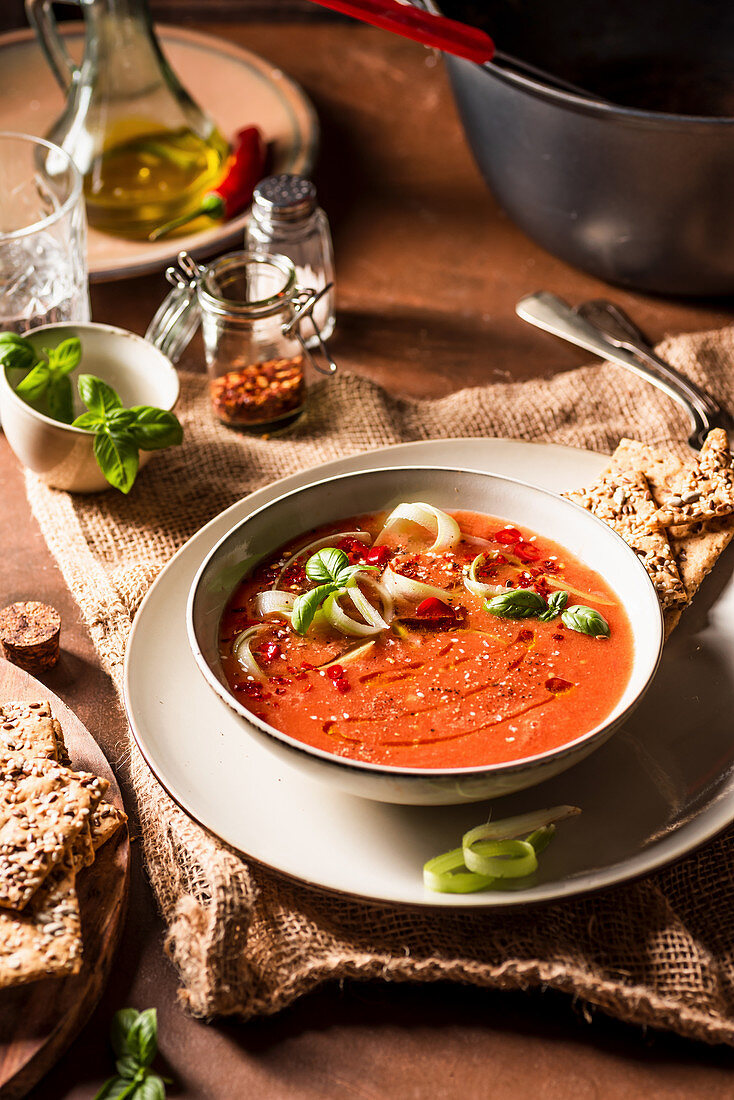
10,334,81,424
94,1008,169,1099
538,590,569,622
484,589,547,619
484,587,610,637
561,604,611,637
72,374,183,494
292,547,376,635
305,547,350,584
292,582,339,635
0,332,36,372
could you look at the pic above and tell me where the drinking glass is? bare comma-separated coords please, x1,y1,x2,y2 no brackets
0,132,90,334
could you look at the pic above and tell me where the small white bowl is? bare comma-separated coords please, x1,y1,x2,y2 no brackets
188,465,664,805
0,322,180,492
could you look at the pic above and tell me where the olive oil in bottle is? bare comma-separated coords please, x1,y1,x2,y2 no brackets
83,125,229,239
28,0,232,240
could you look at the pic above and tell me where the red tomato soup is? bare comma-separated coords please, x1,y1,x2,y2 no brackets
218,508,634,769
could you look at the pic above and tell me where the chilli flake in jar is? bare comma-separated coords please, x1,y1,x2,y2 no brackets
146,250,337,433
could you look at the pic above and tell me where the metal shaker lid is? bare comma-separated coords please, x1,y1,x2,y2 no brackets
252,175,317,222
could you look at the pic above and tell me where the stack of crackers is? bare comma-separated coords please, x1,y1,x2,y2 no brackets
565,428,734,637
0,701,126,990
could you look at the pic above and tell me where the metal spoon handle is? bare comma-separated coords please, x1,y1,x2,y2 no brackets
575,300,723,420
515,291,712,443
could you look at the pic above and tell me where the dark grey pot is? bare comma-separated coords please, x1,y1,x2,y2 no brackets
431,0,734,296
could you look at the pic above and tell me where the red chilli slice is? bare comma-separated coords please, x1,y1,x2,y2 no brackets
495,527,522,545
415,597,454,618
546,677,574,695
514,541,542,563
364,545,391,566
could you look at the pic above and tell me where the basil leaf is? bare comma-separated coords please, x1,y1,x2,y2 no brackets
94,430,139,494
292,583,337,635
116,1055,140,1080
46,375,74,424
538,590,568,622
45,336,81,377
0,333,36,371
134,1076,166,1100
305,548,349,585
126,1008,157,1068
484,589,547,620
93,1075,139,1100
15,361,51,403
111,1008,140,1058
127,406,183,451
107,408,139,431
79,373,122,416
73,410,106,431
561,605,610,637
335,563,377,586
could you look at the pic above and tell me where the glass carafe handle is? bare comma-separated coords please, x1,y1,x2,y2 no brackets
25,0,80,92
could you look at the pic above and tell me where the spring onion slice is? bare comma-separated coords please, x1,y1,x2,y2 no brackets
422,847,495,894
381,565,458,606
524,825,556,855
461,534,495,550
424,807,579,894
348,586,391,631
272,530,371,590
356,572,394,621
462,805,580,850
319,640,377,668
322,589,384,637
463,837,538,878
463,552,509,599
374,502,461,552
232,626,267,682
254,591,296,619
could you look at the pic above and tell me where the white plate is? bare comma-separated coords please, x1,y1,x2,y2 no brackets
124,438,734,907
2,25,318,282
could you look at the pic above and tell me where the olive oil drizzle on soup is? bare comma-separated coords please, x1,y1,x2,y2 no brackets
218,509,634,769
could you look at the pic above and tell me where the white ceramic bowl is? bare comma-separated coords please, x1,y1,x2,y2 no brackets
188,466,664,805
0,322,180,492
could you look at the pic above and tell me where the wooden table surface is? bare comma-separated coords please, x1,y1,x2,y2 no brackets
5,17,734,1099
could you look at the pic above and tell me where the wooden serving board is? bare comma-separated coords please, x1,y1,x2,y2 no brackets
0,660,130,1100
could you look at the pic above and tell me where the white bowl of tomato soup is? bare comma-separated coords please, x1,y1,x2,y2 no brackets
187,466,664,805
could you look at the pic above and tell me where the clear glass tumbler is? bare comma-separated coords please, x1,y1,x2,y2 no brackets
0,132,90,334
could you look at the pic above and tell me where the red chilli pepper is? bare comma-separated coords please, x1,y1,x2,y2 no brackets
415,597,453,618
364,545,391,567
150,126,266,240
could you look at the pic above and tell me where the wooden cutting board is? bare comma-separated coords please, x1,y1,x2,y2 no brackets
0,660,130,1100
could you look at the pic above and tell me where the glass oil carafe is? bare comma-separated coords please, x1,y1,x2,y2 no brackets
26,0,229,239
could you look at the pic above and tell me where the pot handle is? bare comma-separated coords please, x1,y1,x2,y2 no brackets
516,291,716,448
25,0,80,92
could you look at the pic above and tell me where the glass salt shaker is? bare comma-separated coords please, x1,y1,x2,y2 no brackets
246,175,335,346
146,250,337,434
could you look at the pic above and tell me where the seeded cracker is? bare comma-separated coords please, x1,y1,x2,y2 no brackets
564,468,687,612
0,701,60,760
90,802,127,851
0,753,105,910
655,428,734,527
605,438,734,636
0,857,82,989
49,714,127,852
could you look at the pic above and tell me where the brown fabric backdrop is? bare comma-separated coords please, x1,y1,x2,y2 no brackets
23,325,734,1043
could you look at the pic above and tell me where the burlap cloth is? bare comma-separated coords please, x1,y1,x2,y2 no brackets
22,324,734,1044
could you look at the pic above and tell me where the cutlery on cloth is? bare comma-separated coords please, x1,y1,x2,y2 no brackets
516,292,734,450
